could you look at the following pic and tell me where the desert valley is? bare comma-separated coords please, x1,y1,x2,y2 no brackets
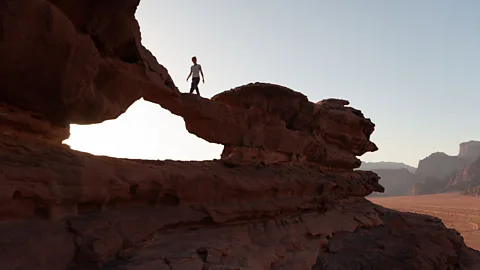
371,194,480,251
364,141,480,251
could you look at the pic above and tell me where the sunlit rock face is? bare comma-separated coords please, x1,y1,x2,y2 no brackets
0,1,479,269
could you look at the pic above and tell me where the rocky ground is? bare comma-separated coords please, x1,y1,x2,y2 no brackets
1,0,480,269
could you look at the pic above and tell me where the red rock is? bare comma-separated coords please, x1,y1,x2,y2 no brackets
1,135,478,269
1,1,377,169
0,0,177,127
210,83,378,169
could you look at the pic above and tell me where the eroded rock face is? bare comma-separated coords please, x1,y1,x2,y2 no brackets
415,152,470,180
146,83,378,170
1,0,375,170
1,136,479,270
1,0,479,270
412,176,450,196
412,152,469,195
0,0,177,127
211,84,377,169
449,157,480,193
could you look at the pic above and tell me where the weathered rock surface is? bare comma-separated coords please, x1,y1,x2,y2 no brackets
209,84,377,169
449,157,480,195
0,0,375,170
1,0,479,269
1,136,479,270
0,0,177,127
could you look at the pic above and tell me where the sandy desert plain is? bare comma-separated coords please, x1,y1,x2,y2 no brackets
370,193,480,251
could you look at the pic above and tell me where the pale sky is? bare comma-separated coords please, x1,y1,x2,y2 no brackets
65,0,480,167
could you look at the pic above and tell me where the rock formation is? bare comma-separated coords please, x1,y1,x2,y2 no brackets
448,157,480,194
412,176,449,195
412,142,480,195
465,186,480,196
1,1,480,270
444,143,480,193
412,152,471,195
415,152,470,180
459,141,480,159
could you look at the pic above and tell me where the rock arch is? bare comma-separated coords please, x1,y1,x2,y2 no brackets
0,0,377,170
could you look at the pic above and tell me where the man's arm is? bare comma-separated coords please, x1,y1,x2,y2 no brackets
186,70,192,81
200,66,205,83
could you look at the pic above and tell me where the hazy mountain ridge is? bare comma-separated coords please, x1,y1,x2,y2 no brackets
359,161,417,173
364,140,480,197
368,168,416,197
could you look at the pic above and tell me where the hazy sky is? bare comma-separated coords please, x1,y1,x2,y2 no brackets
65,0,480,167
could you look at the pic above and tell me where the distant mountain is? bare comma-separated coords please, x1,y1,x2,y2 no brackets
368,168,416,197
459,140,480,159
413,141,480,195
361,140,480,197
415,152,470,180
359,161,416,173
449,156,480,194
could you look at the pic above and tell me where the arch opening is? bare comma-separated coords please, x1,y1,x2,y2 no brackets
64,99,223,161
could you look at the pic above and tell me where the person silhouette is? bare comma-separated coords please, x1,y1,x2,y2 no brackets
186,56,205,95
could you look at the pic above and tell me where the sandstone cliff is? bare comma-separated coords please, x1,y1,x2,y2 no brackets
415,152,470,180
413,152,471,195
0,1,479,270
449,157,480,195
459,141,480,159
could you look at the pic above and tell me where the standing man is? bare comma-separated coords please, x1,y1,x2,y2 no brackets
186,56,204,95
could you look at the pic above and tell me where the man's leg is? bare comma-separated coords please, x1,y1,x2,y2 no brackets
195,82,200,95
192,77,200,95
189,79,196,94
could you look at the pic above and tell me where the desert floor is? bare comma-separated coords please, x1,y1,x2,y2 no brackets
370,193,480,251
